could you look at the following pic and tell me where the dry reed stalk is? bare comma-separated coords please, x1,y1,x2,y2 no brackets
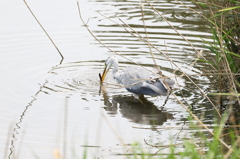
220,130,240,137
144,0,217,71
77,2,224,141
176,0,240,113
144,140,178,148
77,0,239,156
203,0,240,115
224,137,240,159
171,92,234,153
23,0,64,64
78,3,170,90
175,0,240,46
143,138,204,148
179,50,203,79
140,2,159,73
97,3,222,117
142,0,222,118
177,0,240,103
78,0,223,124
133,125,240,130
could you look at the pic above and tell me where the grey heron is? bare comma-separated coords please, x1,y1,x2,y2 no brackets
100,56,174,98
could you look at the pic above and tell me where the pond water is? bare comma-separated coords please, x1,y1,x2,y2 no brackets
0,0,215,158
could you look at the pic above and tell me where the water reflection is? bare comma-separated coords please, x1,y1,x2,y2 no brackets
103,95,174,125
8,80,48,159
100,82,174,126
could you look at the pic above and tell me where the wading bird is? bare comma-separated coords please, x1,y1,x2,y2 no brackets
100,56,174,98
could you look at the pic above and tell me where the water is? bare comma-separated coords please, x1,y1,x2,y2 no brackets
0,0,214,158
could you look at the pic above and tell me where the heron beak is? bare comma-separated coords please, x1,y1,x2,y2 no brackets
101,64,110,82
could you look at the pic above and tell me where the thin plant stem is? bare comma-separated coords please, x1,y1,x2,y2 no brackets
23,0,64,64
171,92,234,154
97,10,222,118
175,0,240,46
140,2,159,72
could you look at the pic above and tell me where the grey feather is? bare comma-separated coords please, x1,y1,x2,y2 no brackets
102,56,174,96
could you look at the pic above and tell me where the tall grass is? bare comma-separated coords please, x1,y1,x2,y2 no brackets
193,1,240,158
197,0,240,93
194,1,240,135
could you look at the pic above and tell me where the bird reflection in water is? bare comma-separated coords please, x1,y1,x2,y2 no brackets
100,85,174,126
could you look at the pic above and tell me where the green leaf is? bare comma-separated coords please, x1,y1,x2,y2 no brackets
229,0,240,4
198,58,216,66
214,11,225,18
228,51,240,58
218,6,240,12
209,92,240,96
195,2,208,8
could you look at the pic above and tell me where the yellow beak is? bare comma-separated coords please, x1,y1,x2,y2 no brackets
100,64,110,82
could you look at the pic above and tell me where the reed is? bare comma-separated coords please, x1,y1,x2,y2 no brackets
196,0,240,95
194,2,240,145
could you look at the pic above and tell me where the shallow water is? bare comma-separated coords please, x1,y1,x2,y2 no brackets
0,0,215,158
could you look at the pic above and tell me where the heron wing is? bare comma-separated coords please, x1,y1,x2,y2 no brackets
117,66,168,96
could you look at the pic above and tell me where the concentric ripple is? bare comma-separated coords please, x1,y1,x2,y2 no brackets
43,61,104,95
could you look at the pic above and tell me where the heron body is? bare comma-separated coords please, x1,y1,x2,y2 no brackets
101,56,174,97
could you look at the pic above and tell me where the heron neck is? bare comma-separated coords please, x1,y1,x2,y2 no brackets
113,67,121,83
112,61,118,76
